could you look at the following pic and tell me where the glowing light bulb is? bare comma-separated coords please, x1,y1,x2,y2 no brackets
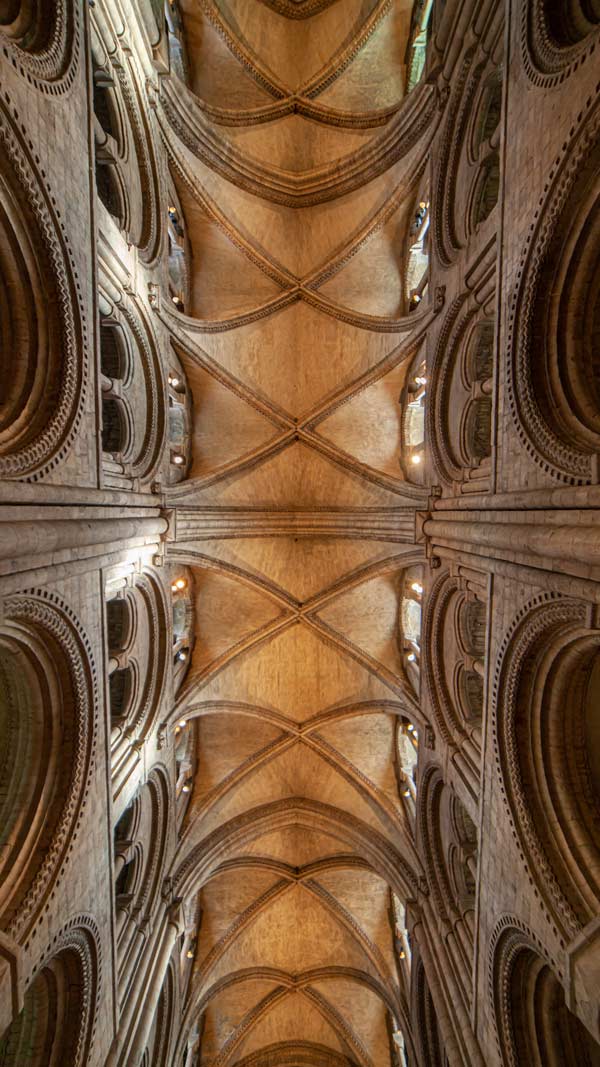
407,723,415,732
411,581,423,595
186,948,194,958
399,949,406,959
173,454,184,465
178,651,187,662
175,578,186,590
415,376,427,385
407,653,416,663
182,784,190,794
168,374,180,387
403,788,411,798
178,718,187,728
411,454,422,465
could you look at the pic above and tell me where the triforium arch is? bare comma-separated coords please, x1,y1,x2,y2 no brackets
493,594,600,938
416,765,478,1006
90,10,162,263
106,567,169,777
98,293,167,490
113,767,171,991
428,298,495,494
430,22,503,268
421,565,488,801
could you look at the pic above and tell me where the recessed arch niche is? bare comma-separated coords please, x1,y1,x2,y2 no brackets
0,108,85,480
508,106,600,482
543,0,600,44
0,923,98,1066
0,0,78,93
494,598,600,935
492,922,600,1067
0,595,95,937
524,0,600,82
412,956,448,1067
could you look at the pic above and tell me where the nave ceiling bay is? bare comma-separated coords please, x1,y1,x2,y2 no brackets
162,0,432,1063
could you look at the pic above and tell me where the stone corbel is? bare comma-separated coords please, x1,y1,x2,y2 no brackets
161,508,176,542
148,283,160,310
114,838,135,878
116,891,135,915
436,81,450,110
434,284,446,312
145,77,159,109
168,898,186,938
108,650,130,674
415,511,430,543
423,724,435,749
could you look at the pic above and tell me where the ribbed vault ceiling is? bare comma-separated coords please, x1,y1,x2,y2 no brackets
161,1,434,1062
